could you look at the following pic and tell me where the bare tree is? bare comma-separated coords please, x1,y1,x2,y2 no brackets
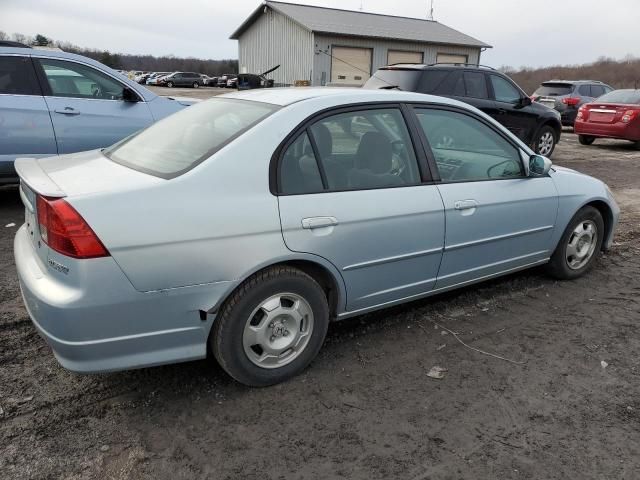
0,31,8,41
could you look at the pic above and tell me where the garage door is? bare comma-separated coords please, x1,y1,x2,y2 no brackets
388,50,424,65
331,47,372,86
436,53,468,65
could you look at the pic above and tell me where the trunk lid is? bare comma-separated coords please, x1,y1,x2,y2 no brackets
585,103,634,124
16,150,164,198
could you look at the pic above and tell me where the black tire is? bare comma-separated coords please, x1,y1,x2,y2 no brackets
166,81,174,88
193,82,199,89
579,135,595,146
534,125,557,157
545,206,604,280
210,266,329,387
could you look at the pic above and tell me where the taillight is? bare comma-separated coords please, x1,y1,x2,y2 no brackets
622,110,638,123
563,97,580,107
36,195,109,259
577,105,589,121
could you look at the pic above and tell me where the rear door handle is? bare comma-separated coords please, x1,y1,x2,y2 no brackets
497,108,508,114
454,200,478,210
54,107,80,115
302,216,338,229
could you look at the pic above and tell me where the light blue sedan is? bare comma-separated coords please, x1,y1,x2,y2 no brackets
14,88,619,386
0,47,195,184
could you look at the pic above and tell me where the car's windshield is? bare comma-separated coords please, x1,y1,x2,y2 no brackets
595,90,640,104
534,83,573,96
104,98,279,178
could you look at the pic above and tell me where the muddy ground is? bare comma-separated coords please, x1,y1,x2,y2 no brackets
1,130,639,480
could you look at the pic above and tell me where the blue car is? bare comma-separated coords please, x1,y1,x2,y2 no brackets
0,47,196,184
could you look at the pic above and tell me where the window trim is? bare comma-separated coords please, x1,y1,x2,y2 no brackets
270,102,432,196
0,55,43,96
407,103,527,184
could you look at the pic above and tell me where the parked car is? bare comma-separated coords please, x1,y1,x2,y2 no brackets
574,89,640,148
531,80,613,127
0,47,196,184
217,74,236,88
226,77,238,88
145,72,170,85
135,72,153,84
157,72,204,88
364,64,562,157
202,75,218,87
14,88,619,386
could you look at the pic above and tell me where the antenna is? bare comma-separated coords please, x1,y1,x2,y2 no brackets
359,0,363,11
428,0,434,20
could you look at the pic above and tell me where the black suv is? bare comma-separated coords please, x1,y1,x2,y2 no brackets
531,80,613,127
364,64,562,157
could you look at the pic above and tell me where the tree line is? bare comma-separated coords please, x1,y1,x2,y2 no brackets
0,31,238,76
501,55,640,94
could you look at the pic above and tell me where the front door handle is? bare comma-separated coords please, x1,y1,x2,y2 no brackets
497,108,508,115
302,216,338,230
54,107,80,115
454,200,478,211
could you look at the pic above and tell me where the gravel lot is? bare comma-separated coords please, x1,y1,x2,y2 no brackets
1,126,639,479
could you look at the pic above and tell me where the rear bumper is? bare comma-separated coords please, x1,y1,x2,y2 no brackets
574,120,640,141
14,225,230,373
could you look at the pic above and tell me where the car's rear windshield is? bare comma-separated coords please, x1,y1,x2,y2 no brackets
534,83,574,96
363,69,422,91
595,90,640,104
104,98,278,178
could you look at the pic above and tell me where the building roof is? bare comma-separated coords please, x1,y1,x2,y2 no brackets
230,1,491,48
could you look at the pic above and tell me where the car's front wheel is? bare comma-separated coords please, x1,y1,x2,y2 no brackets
579,135,595,146
166,81,174,88
211,266,330,387
193,82,200,89
534,125,557,156
545,206,604,280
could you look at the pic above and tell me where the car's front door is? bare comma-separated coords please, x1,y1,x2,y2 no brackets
412,106,558,289
0,55,57,172
277,106,445,313
487,74,539,144
35,57,154,154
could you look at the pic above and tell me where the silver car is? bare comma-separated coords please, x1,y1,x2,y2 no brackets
14,88,619,386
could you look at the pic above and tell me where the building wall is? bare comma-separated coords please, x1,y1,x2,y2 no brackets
238,10,313,86
312,34,482,86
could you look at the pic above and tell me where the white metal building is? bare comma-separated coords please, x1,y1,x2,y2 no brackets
230,1,491,87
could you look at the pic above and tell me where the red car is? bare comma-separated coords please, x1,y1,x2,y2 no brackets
574,89,640,149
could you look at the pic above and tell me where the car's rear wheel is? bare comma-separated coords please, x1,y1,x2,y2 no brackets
166,81,174,88
634,140,640,150
534,126,557,156
579,135,595,146
545,206,604,280
211,266,329,387
193,82,199,89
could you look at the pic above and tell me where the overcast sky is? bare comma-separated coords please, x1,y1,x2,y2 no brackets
2,0,638,68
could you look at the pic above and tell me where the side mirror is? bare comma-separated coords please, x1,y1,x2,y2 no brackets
516,96,532,108
122,87,139,103
529,154,552,176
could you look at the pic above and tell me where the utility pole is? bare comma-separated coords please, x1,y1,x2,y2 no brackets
359,1,363,11
428,0,435,20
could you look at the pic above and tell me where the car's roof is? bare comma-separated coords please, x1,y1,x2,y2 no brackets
219,87,469,107
542,80,606,85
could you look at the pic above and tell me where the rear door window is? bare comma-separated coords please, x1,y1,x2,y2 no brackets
463,72,489,99
578,85,592,96
0,56,41,95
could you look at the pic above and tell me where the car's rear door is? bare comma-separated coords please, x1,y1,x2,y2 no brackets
0,54,56,177
277,105,445,313
34,57,154,154
411,105,558,289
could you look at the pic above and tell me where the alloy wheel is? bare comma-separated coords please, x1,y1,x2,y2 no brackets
537,131,555,156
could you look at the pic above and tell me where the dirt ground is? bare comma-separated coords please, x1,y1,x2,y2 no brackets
1,129,639,480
